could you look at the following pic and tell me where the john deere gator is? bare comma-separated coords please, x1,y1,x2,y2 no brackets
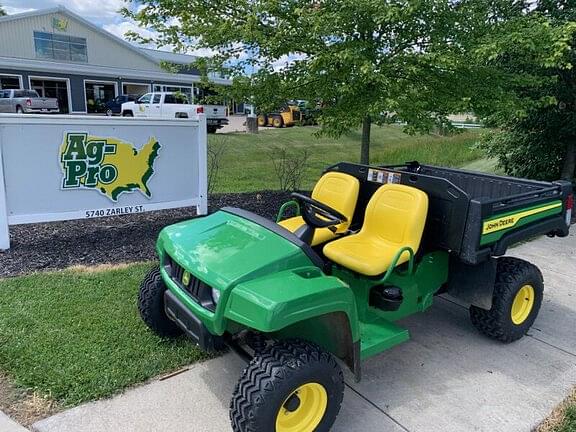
138,161,573,432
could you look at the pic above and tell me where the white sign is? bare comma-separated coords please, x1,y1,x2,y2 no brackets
0,114,207,250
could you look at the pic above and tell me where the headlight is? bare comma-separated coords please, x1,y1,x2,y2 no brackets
211,287,221,304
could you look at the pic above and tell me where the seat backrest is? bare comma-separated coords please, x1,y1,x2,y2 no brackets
361,184,428,252
311,172,360,231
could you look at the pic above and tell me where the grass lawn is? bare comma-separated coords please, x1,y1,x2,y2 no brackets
560,405,576,431
540,390,576,432
210,125,483,193
0,263,208,409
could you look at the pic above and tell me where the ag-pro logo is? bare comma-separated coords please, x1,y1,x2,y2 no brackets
60,132,161,202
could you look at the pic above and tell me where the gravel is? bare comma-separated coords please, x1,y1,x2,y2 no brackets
0,191,292,278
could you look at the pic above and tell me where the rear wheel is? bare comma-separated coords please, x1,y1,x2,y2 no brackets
138,266,183,338
272,116,284,128
230,339,344,432
470,257,543,343
207,125,218,134
257,114,267,127
122,111,134,117
106,109,113,117
15,106,23,114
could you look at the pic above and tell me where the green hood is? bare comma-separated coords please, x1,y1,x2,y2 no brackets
157,209,317,289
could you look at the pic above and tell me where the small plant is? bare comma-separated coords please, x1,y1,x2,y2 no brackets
207,136,228,194
268,146,310,191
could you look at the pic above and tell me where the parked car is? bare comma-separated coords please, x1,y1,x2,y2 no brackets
105,94,138,116
0,89,59,114
121,92,229,133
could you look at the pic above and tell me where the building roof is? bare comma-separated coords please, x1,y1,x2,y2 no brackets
140,48,198,65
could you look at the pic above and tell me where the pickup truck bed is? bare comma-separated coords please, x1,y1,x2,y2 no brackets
326,162,573,265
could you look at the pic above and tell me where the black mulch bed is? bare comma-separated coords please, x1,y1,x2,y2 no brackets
0,191,292,278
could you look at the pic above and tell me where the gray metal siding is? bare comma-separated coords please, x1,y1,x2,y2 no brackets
0,12,161,72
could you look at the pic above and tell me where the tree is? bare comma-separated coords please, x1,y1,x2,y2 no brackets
124,1,501,164
0,5,6,16
476,1,576,181
124,1,574,169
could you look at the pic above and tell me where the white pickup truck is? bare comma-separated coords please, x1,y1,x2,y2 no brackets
121,92,228,133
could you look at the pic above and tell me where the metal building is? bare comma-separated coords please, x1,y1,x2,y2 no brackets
0,6,231,114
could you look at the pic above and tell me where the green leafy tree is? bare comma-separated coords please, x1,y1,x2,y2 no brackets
124,1,574,168
476,1,576,181
0,5,6,16
123,1,499,164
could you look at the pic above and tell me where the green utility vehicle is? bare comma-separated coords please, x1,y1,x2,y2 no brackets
139,161,573,432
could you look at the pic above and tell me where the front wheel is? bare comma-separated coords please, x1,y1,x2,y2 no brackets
272,116,284,128
230,339,344,432
106,109,113,117
16,106,23,114
470,257,543,343
207,125,218,134
138,266,183,338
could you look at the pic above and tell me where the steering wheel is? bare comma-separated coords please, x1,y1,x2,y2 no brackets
290,193,347,229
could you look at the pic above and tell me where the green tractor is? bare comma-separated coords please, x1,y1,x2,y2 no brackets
138,161,573,432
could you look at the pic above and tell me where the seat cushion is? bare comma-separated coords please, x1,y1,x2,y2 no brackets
323,233,412,276
278,216,338,246
323,184,428,276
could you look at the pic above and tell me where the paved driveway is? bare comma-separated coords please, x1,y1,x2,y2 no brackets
32,232,576,432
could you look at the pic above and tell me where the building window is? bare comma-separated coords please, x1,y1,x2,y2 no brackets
152,84,192,102
0,75,21,90
34,31,88,63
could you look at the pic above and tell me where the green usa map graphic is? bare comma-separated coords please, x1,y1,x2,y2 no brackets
60,133,161,202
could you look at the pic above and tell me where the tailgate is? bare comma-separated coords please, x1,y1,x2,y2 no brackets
204,105,227,119
31,98,58,109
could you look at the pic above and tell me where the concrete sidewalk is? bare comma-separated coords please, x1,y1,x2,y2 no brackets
32,232,576,432
0,412,28,432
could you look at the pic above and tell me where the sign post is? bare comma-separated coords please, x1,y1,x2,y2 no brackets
0,114,208,250
0,145,9,250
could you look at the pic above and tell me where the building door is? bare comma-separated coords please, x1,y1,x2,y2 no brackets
85,81,116,114
30,78,70,113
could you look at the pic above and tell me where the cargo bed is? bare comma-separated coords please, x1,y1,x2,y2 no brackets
326,162,573,265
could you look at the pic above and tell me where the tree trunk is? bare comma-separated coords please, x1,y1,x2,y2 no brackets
361,115,371,165
561,141,576,180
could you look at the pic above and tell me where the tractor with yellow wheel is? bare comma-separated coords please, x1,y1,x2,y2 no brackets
138,161,573,432
257,104,302,128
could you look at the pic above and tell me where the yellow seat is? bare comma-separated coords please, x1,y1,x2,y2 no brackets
323,184,428,276
278,172,360,246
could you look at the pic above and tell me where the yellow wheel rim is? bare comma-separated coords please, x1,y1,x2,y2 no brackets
511,284,535,325
275,382,328,432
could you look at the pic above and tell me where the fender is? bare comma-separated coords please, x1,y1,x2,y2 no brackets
224,267,361,376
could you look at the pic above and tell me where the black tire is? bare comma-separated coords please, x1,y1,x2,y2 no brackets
138,266,183,338
207,125,218,134
230,339,344,432
257,114,267,127
106,109,113,117
470,257,543,343
272,116,284,128
15,105,23,114
122,111,134,117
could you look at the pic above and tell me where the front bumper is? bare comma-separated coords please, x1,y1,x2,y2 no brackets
164,290,225,351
